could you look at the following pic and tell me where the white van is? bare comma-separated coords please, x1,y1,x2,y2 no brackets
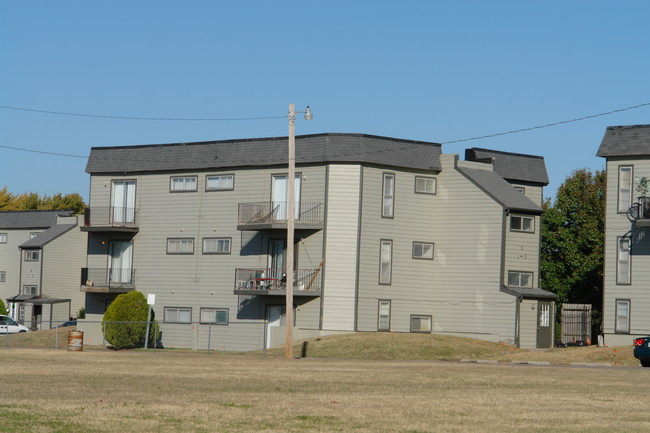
0,315,29,333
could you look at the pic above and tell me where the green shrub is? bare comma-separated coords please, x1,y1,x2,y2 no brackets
0,299,7,316
102,291,157,349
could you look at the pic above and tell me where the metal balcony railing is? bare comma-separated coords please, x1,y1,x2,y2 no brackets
83,206,138,228
237,202,323,226
627,196,650,224
81,267,136,290
234,268,322,293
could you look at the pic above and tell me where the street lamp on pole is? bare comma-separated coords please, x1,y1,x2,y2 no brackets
286,103,312,359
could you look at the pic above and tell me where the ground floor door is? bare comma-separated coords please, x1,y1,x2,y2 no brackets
536,301,553,348
266,305,286,349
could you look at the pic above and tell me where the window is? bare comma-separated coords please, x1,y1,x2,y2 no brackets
0,233,6,243
206,174,234,191
200,308,229,325
617,237,631,285
410,315,432,333
378,300,391,331
170,176,198,192
202,238,231,254
510,215,534,233
0,271,5,282
413,242,434,260
22,285,38,296
618,166,633,213
24,250,39,261
379,240,393,284
415,176,436,194
615,299,630,333
167,238,194,254
164,307,192,323
507,271,533,288
382,173,395,218
514,187,525,195
29,232,40,239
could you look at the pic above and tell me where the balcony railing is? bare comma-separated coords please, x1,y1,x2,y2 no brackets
83,206,138,229
627,196,650,226
234,267,322,295
237,202,323,229
81,267,136,292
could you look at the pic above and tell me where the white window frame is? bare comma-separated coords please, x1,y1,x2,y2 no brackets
166,238,194,255
0,271,5,282
507,271,533,288
202,238,231,254
618,166,633,213
382,173,395,218
412,242,434,260
415,176,437,195
164,307,192,324
615,299,630,334
22,285,38,296
170,176,198,192
29,232,40,239
24,250,40,261
510,215,535,233
616,237,631,285
379,239,393,285
410,315,432,333
378,300,391,331
206,174,234,191
200,308,229,325
0,233,7,244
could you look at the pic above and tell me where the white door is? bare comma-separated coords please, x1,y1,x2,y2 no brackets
110,241,133,284
112,181,136,224
271,175,301,221
266,305,285,349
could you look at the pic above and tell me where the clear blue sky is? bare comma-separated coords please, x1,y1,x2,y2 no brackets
2,1,649,202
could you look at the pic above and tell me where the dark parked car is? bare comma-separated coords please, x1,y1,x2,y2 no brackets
58,320,77,328
633,337,650,367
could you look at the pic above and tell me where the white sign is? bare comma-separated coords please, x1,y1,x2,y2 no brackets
147,294,156,306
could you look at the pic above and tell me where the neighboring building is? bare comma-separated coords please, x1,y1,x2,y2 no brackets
0,210,87,328
79,133,555,350
597,124,650,346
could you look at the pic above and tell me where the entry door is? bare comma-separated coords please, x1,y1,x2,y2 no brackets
112,180,136,224
109,241,133,284
268,240,286,280
271,174,301,221
266,305,286,349
536,301,553,348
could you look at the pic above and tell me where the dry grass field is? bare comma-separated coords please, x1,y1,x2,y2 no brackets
1,347,649,433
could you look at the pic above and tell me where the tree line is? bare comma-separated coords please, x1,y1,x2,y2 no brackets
0,186,85,214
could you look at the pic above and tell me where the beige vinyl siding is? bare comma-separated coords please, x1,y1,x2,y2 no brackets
356,165,437,332
518,299,537,348
20,249,41,291
321,164,361,331
431,155,516,343
510,183,544,207
504,215,540,287
88,165,326,351
0,229,31,302
40,221,87,316
602,157,650,343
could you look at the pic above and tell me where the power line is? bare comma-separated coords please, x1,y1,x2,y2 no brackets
0,105,287,121
0,144,87,159
441,102,650,144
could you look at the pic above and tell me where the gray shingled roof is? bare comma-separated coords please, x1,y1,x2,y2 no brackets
465,148,549,185
458,167,543,213
0,210,73,229
597,124,650,157
19,224,77,249
86,133,442,174
501,286,558,299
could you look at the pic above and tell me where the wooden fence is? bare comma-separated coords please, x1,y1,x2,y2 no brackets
561,303,591,344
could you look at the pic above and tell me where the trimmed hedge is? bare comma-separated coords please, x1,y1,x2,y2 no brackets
102,291,157,349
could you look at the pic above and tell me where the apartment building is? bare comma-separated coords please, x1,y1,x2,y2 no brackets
79,133,554,350
0,210,87,328
597,124,650,346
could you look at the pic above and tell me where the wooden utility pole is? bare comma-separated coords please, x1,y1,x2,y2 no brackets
286,103,296,359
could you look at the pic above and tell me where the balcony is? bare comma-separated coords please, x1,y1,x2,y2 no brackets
82,207,139,232
237,202,324,231
80,267,136,293
627,197,650,227
234,268,322,297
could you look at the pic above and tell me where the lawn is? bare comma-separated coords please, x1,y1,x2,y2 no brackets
1,348,649,433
